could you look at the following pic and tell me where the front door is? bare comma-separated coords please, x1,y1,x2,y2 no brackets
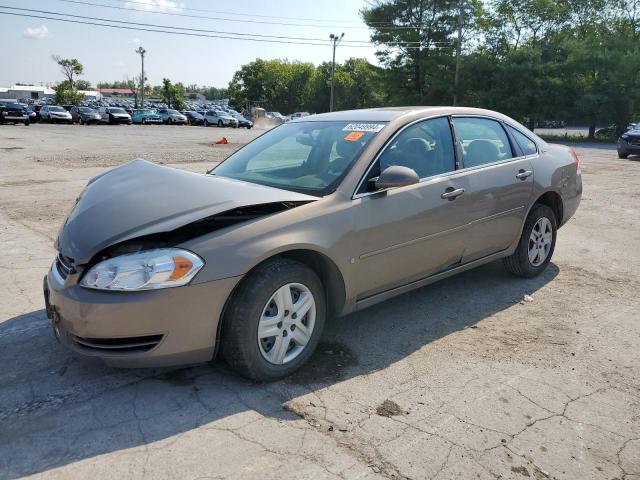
350,116,471,299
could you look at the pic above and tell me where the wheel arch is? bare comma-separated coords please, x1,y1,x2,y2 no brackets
532,190,564,226
212,248,347,360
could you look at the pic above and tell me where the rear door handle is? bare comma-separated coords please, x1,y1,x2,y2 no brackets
516,169,533,180
441,187,465,200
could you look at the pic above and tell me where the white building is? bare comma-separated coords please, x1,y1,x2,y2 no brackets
0,85,100,102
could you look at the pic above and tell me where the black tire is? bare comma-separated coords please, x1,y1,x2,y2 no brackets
221,258,326,381
218,120,223,127
24,120,30,126
167,118,173,125
141,119,146,125
503,204,557,278
247,125,252,130
204,119,209,127
618,151,629,159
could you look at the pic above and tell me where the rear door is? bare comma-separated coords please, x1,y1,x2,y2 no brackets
450,116,535,263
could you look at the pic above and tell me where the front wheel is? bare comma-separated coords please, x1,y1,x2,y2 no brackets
618,151,629,159
218,120,223,127
503,204,557,278
221,258,326,381
204,119,209,127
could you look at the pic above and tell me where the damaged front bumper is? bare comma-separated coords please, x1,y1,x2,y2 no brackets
44,262,242,368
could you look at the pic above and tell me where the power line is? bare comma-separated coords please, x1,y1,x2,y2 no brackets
0,6,455,48
51,0,434,30
107,0,368,24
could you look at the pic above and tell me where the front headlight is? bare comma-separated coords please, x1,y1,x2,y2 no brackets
621,134,629,140
80,248,204,291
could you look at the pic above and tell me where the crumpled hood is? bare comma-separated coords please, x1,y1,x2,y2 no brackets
56,159,318,264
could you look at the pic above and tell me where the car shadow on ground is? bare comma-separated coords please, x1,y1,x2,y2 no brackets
0,261,558,478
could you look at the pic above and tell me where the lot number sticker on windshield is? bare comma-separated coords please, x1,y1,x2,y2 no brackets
342,123,386,133
344,131,365,141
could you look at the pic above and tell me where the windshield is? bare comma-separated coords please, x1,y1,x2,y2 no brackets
109,108,126,113
212,120,386,195
50,106,65,112
167,109,180,115
138,109,152,114
79,107,93,113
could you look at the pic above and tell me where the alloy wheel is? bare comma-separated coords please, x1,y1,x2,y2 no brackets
528,217,553,266
257,283,316,365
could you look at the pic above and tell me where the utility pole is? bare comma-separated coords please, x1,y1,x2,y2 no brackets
453,0,464,106
135,46,146,108
329,33,344,112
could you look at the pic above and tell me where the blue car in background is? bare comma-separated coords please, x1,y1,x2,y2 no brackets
132,109,162,125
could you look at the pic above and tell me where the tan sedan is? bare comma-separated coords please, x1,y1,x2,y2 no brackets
44,107,582,380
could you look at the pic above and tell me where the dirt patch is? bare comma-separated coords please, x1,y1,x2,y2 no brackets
1,147,25,151
286,341,358,385
511,466,530,477
376,400,404,417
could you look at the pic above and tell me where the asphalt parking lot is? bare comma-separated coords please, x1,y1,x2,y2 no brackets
1,124,639,480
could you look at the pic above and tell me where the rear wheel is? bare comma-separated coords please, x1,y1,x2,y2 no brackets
503,204,557,278
221,258,326,381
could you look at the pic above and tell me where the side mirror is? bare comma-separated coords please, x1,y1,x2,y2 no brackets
370,165,420,191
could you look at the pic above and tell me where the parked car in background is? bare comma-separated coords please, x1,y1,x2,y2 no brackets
290,112,310,120
132,109,162,125
70,106,102,125
156,109,188,125
231,112,253,129
267,112,287,124
203,110,238,127
26,104,41,122
40,105,73,123
617,123,640,158
182,110,205,126
0,102,29,125
44,106,581,381
98,107,132,125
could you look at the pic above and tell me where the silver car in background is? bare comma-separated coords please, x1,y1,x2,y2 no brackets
44,107,581,381
203,110,238,128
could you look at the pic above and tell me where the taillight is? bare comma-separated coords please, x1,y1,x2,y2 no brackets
569,148,581,175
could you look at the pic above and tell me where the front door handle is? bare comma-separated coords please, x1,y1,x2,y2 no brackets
441,187,465,200
516,169,533,180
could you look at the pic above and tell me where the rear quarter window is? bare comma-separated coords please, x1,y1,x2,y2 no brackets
507,126,538,156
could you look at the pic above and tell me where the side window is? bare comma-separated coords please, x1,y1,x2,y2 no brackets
453,117,513,168
376,116,455,180
507,125,538,156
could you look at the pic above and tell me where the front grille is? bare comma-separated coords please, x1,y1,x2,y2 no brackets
56,253,75,279
72,334,164,354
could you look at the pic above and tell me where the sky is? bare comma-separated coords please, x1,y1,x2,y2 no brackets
0,0,380,89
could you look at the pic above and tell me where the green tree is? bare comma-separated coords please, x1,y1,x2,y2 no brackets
227,59,314,113
52,56,84,89
75,79,92,91
53,81,84,105
361,0,465,104
51,56,85,105
161,78,186,110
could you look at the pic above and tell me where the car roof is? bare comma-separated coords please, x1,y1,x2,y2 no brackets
289,106,518,124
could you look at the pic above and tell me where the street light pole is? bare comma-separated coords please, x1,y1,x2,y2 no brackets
329,33,344,112
135,46,146,108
